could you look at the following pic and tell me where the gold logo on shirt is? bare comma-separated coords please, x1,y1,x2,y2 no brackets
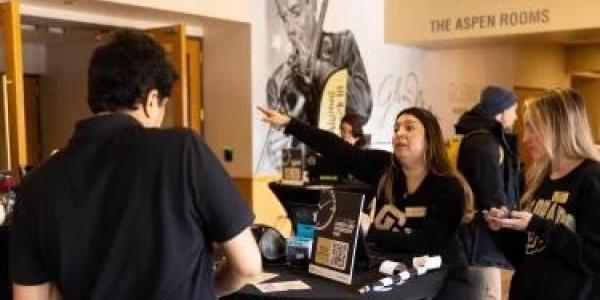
551,191,569,204
374,204,406,231
405,206,427,218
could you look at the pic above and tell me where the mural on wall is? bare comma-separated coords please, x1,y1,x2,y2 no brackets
447,82,483,119
257,0,373,172
254,0,508,173
366,71,428,146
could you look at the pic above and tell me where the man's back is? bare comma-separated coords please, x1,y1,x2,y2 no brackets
10,114,254,300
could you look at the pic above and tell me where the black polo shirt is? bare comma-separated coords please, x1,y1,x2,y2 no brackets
10,114,254,300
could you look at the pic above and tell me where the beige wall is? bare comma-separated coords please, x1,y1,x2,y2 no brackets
21,0,206,36
96,0,252,23
21,0,255,177
572,77,600,142
39,41,96,156
0,42,46,74
514,43,569,89
203,23,252,177
233,175,292,237
385,0,600,45
567,45,600,73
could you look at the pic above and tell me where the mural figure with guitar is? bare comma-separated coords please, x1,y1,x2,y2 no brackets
258,0,372,171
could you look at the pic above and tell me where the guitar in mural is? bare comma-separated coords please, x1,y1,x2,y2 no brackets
258,0,372,172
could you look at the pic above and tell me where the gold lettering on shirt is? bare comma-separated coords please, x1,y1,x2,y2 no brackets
546,203,557,220
556,208,576,232
526,232,546,254
551,191,569,204
525,198,577,254
405,206,427,218
374,204,406,231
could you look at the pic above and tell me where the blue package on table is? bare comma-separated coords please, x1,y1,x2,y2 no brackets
286,236,314,267
296,223,315,239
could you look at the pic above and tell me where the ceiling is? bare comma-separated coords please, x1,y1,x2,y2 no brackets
19,16,117,45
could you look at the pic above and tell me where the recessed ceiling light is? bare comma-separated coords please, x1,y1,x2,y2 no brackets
22,24,37,31
48,26,65,35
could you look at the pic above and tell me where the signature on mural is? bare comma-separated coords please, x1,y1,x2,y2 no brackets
448,82,483,117
371,72,429,131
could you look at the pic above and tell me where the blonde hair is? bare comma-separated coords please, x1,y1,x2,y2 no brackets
522,88,600,205
375,107,475,223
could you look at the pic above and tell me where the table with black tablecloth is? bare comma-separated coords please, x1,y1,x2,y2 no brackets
222,264,447,300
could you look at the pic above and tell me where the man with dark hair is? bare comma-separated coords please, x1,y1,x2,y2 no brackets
10,30,261,300
455,85,521,300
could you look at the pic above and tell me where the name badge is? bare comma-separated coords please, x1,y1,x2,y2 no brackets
405,206,427,218
551,191,569,204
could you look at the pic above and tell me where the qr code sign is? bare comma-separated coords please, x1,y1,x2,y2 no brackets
328,240,349,270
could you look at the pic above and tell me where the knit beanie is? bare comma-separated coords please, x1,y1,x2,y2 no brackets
478,85,517,117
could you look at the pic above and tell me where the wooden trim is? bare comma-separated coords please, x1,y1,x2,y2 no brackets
186,38,203,133
1,1,27,174
232,175,291,236
232,177,253,207
145,24,188,127
513,86,545,169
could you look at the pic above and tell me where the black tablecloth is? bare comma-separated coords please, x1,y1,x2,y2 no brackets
222,264,447,300
0,226,11,300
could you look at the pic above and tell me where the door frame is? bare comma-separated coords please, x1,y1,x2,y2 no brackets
1,0,27,176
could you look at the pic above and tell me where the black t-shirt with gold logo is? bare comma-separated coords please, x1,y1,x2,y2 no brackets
509,159,600,300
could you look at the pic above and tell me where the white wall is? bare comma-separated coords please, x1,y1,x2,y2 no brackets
385,0,600,45
421,45,516,138
251,0,269,174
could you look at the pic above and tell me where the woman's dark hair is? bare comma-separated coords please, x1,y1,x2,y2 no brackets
87,30,179,114
397,107,451,176
340,113,367,148
376,107,474,222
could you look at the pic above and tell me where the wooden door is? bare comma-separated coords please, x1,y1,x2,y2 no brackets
23,75,41,165
571,75,600,144
514,86,545,169
186,38,203,133
145,24,188,127
0,0,26,175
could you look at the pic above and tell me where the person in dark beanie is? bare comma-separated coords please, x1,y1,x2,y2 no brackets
455,85,521,300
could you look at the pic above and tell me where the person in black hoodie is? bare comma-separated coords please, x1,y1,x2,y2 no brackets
259,106,478,300
484,89,600,300
455,86,521,300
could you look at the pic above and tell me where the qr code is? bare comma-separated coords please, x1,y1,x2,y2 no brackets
328,240,349,270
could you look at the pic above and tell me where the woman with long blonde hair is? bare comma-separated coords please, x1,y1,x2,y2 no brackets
484,89,600,300
259,106,476,300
